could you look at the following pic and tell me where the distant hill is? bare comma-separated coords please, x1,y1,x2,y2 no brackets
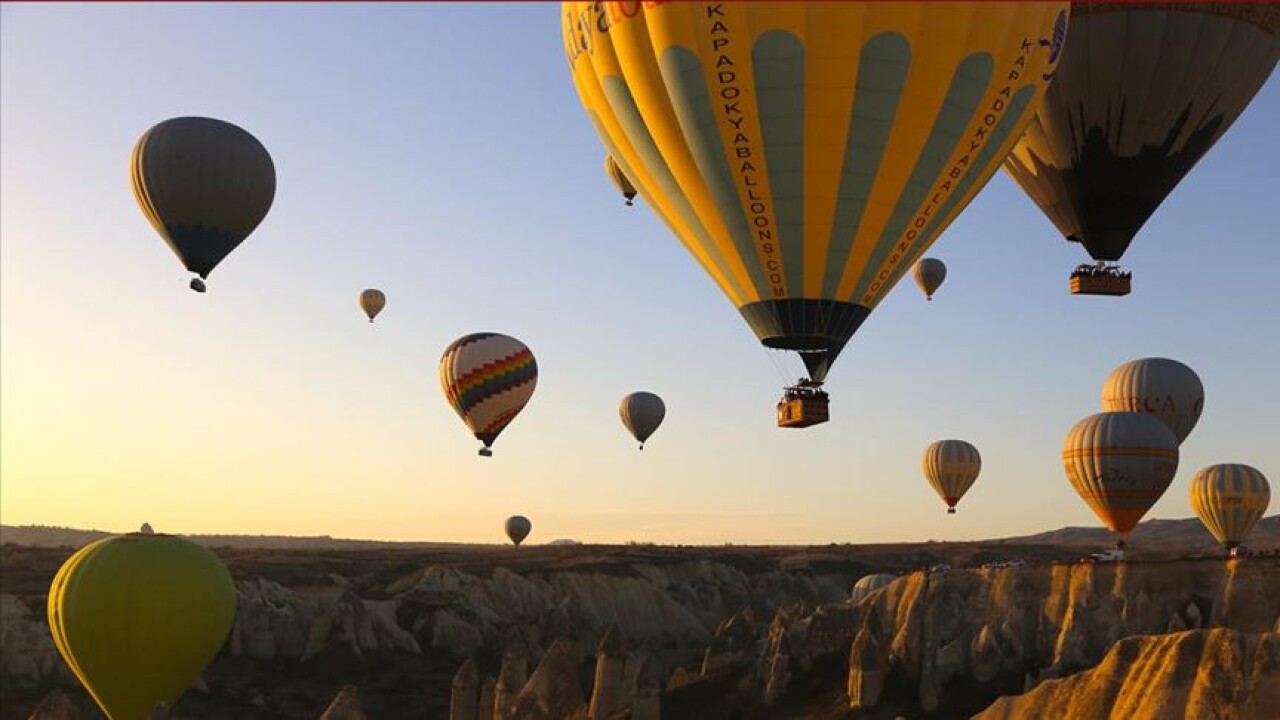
0,525,483,551
999,515,1280,550
4,516,1276,551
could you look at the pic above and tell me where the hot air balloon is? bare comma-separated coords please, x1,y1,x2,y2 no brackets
1003,3,1280,296
505,515,533,546
1062,412,1180,548
922,439,981,514
1101,357,1204,445
619,391,665,449
440,333,538,457
851,573,896,603
605,155,638,206
1189,464,1271,556
47,526,236,720
359,289,386,323
130,116,276,293
912,258,947,302
563,1,1068,426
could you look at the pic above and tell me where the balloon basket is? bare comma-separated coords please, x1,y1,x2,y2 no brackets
1070,270,1130,296
947,507,956,515
478,447,493,458
189,278,207,293
777,390,830,428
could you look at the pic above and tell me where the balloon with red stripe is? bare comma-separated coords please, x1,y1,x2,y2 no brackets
439,333,538,457
1062,412,1179,547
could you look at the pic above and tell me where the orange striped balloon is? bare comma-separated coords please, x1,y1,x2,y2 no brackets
439,333,538,457
1062,412,1179,542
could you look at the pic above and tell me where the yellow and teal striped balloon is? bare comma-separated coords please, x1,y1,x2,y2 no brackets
562,2,1068,381
439,333,538,457
1189,464,1271,553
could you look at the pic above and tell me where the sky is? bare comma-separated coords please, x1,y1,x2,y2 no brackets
2,3,1277,546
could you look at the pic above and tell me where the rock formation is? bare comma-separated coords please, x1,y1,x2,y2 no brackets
629,656,661,720
26,689,81,720
511,637,585,720
318,686,369,720
449,658,479,720
585,626,627,720
976,629,1280,720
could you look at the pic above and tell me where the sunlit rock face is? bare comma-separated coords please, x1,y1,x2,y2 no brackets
750,558,1280,716
975,629,1280,720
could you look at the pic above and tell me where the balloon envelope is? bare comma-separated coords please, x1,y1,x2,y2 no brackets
439,333,538,456
130,116,276,284
619,391,666,449
1189,464,1271,552
1100,357,1204,444
912,258,947,301
605,155,638,205
922,439,981,512
851,573,896,603
359,289,386,322
1004,3,1280,263
563,1,1067,382
505,515,533,546
1062,412,1179,538
47,532,236,720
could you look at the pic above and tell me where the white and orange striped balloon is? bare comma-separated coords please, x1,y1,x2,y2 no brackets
922,439,981,513
1062,412,1179,540
1189,464,1270,553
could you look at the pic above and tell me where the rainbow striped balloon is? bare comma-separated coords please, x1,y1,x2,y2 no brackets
439,333,538,456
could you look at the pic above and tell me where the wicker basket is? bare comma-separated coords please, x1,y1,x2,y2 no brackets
1070,274,1131,296
777,396,830,428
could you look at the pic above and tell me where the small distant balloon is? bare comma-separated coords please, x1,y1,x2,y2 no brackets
505,515,532,546
1189,464,1270,555
912,258,947,302
1100,357,1204,445
619,392,665,450
130,116,276,292
1062,412,1179,547
922,439,981,514
359,289,386,323
439,333,538,457
605,155,637,206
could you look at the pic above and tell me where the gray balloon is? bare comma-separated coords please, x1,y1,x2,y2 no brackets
619,391,666,450
912,257,947,301
505,515,532,546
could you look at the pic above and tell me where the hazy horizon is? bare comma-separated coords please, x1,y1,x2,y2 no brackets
3,4,1277,546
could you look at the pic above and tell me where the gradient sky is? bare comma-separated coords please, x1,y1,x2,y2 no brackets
2,3,1277,545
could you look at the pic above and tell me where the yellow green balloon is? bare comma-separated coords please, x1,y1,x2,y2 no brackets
47,529,236,720
562,1,1067,382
